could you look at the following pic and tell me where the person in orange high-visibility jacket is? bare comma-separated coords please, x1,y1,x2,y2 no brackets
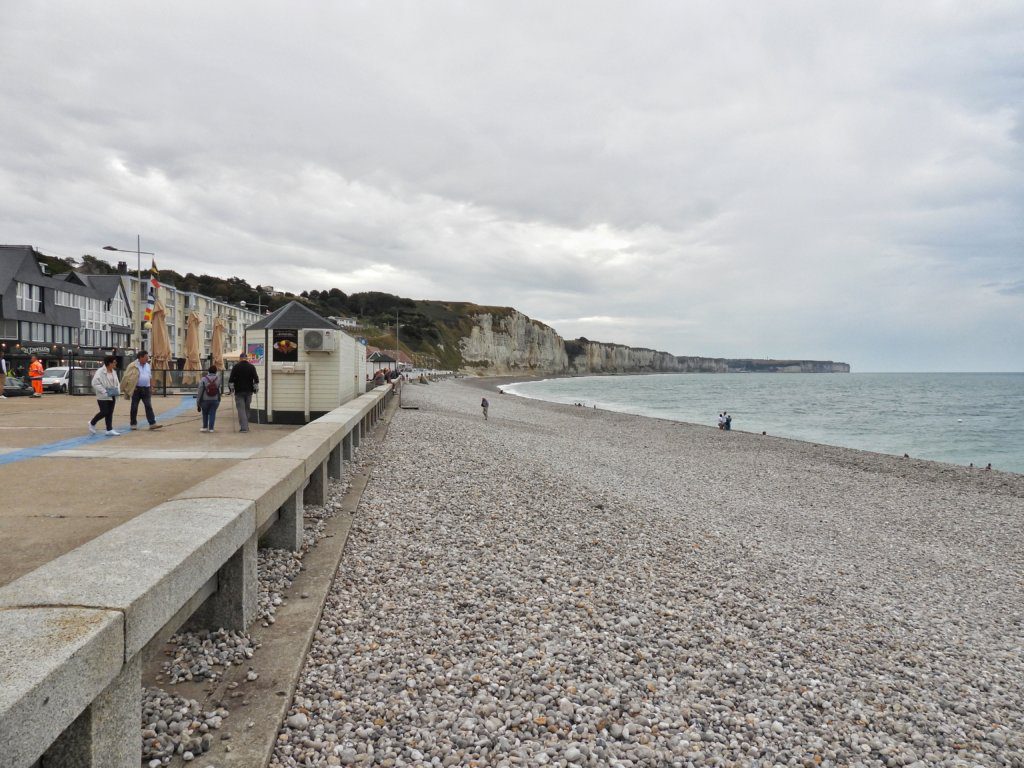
28,355,44,397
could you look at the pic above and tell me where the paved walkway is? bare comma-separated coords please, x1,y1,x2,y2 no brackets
0,391,296,587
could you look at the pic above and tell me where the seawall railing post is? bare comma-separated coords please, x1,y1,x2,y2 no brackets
328,444,342,479
343,430,354,459
190,533,258,631
259,488,304,551
304,458,329,507
353,422,362,447
41,652,142,767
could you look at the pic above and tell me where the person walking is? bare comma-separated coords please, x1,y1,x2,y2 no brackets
197,364,222,432
121,350,163,431
481,397,489,420
227,352,259,432
28,355,44,397
0,355,7,399
88,356,121,436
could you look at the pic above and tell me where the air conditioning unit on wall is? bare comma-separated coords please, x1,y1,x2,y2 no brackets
302,328,337,352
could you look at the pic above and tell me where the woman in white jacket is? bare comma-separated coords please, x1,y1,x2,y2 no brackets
89,355,121,436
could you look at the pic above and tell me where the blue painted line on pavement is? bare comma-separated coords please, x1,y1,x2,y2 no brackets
0,395,198,466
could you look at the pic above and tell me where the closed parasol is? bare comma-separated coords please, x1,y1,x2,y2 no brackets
149,299,173,388
182,312,202,385
211,316,227,371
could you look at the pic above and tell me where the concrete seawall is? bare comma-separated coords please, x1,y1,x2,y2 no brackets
0,387,392,768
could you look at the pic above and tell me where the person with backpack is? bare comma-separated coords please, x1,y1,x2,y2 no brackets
196,364,222,433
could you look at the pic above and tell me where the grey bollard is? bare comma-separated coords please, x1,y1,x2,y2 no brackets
304,458,329,507
41,652,142,768
190,533,258,631
259,488,303,551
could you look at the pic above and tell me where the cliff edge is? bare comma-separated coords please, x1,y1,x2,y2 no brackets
458,310,848,376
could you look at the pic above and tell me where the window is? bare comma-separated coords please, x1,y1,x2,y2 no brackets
16,282,42,312
31,323,45,342
55,290,76,308
109,293,130,326
0,320,16,339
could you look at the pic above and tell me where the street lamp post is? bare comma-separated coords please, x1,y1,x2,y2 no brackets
103,236,153,351
240,292,266,343
239,293,266,316
239,293,266,367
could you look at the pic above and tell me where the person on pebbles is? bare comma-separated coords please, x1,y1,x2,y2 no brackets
270,380,1024,768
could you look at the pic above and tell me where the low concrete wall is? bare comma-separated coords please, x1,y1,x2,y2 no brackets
0,387,392,768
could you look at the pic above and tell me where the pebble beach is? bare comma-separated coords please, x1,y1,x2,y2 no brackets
273,379,1024,767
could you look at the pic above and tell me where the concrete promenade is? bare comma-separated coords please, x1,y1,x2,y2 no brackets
0,386,390,767
0,391,296,587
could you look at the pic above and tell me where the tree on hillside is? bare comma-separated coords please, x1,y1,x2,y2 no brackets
35,253,79,275
350,291,415,318
78,254,118,275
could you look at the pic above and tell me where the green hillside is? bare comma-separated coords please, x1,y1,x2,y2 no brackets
46,252,530,370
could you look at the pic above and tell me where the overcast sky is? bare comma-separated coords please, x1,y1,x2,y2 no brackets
2,2,1021,371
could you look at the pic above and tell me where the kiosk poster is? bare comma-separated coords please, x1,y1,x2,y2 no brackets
246,342,265,366
272,330,299,362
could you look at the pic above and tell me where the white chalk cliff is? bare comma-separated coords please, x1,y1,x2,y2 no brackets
458,311,849,375
459,311,726,375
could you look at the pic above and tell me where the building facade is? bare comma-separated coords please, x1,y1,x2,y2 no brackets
0,245,136,372
0,246,264,376
121,275,261,361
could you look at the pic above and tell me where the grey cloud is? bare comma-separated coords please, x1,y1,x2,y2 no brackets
1,2,1023,370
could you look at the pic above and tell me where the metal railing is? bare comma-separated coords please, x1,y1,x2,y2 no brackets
68,369,225,397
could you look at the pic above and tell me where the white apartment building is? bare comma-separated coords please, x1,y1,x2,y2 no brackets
122,275,262,360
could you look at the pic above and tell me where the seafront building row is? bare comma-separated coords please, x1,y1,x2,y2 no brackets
1,244,262,371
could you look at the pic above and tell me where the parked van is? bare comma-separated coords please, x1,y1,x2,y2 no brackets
41,366,70,393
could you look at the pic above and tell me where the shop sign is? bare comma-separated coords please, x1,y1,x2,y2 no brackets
272,330,298,362
247,342,265,365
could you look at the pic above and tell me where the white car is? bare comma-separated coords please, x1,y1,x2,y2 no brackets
41,366,70,393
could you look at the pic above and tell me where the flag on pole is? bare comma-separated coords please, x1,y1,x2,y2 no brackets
143,260,160,324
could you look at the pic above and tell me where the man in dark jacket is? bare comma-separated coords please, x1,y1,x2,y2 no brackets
227,352,260,432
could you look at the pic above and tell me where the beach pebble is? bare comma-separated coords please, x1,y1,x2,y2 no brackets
141,687,227,763
269,380,1024,767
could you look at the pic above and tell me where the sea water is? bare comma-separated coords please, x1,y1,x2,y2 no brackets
502,373,1024,474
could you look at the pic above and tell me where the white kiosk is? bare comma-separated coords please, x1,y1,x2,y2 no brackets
245,301,366,424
